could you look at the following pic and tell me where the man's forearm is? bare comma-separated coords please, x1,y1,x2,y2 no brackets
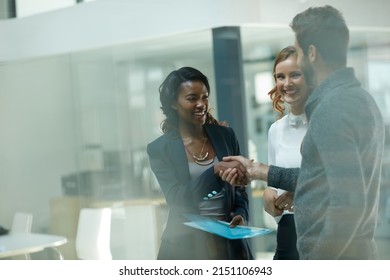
267,165,300,192
250,162,269,181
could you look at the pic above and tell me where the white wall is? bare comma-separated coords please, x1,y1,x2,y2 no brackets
0,56,77,231
259,0,390,28
1,0,390,63
0,0,263,62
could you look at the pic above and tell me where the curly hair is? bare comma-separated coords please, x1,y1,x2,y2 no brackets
159,66,220,134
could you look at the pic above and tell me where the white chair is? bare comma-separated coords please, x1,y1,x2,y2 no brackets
10,212,33,259
75,208,112,260
11,212,33,234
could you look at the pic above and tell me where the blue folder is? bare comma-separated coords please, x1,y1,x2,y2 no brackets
183,214,273,240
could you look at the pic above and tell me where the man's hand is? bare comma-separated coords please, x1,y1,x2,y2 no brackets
223,156,269,182
214,160,249,186
223,156,254,174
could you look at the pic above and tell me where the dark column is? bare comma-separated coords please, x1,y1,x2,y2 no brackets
212,27,248,157
0,0,16,18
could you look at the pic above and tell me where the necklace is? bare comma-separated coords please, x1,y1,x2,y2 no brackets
184,137,215,166
195,137,208,161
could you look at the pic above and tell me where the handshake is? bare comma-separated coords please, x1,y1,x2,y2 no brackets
213,155,269,187
214,156,294,215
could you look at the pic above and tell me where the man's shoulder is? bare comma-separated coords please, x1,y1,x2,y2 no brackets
324,84,376,113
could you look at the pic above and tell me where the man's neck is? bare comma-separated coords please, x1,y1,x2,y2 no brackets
315,65,343,86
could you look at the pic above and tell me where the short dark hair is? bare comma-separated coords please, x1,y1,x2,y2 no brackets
290,5,349,68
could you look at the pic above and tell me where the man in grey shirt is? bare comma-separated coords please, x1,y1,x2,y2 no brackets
223,5,384,259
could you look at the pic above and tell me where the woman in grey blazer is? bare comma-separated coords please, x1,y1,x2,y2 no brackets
147,67,253,260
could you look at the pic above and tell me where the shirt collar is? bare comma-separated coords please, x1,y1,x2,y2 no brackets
288,112,307,126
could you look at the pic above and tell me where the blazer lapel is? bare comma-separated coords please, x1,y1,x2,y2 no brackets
204,125,229,162
167,131,191,181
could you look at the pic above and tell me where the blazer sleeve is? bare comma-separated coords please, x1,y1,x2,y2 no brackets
147,138,224,209
233,186,250,222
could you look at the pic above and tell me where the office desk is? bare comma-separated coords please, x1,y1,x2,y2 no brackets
0,233,67,259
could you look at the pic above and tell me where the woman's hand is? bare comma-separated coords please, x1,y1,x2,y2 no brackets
222,156,269,182
218,168,244,186
229,214,245,228
223,156,254,175
274,191,294,212
263,188,283,217
214,161,249,186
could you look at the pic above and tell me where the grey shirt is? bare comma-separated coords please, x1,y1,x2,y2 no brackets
268,68,384,260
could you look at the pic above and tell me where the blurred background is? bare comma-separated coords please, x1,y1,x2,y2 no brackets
0,0,389,259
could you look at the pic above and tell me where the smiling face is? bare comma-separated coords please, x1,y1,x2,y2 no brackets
172,80,209,127
274,55,309,114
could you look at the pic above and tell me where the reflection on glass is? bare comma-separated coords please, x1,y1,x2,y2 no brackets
1,26,389,259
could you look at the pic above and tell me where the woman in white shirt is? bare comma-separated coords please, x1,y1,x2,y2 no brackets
263,46,310,259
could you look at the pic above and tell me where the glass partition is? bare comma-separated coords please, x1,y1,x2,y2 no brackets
0,29,217,259
63,30,218,259
1,25,389,260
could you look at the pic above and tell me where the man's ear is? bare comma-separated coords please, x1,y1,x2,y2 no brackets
308,45,317,63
